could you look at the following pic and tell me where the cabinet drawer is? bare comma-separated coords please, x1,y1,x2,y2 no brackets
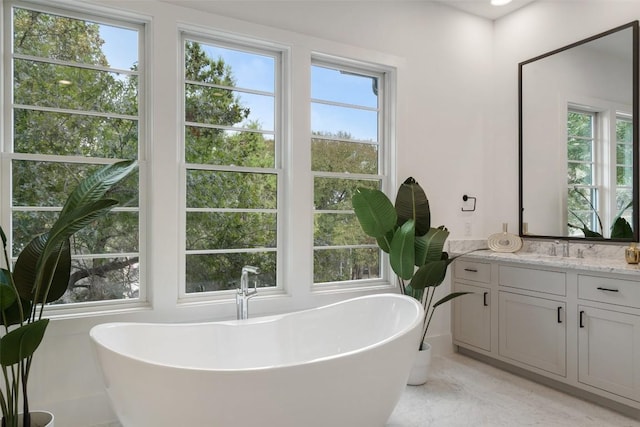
499,265,566,296
454,260,491,283
578,275,640,309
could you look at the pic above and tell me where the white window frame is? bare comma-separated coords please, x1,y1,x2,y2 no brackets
566,100,632,238
310,54,395,290
0,0,148,313
178,29,287,302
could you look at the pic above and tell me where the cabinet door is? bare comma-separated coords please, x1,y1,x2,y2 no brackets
499,291,566,376
578,306,640,401
453,282,491,351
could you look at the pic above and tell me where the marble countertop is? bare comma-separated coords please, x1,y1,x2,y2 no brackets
449,239,640,275
455,249,640,275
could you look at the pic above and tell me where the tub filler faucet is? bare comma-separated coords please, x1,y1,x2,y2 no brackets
237,265,260,320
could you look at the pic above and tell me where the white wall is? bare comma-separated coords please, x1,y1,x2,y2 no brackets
8,1,493,425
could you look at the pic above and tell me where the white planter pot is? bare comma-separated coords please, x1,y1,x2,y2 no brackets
4,411,54,427
407,343,432,386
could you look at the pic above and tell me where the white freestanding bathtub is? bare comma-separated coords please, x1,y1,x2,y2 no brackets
90,293,423,427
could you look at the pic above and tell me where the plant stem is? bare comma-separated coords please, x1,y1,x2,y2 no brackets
420,286,437,348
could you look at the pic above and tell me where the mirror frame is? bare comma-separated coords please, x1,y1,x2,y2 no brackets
519,21,640,242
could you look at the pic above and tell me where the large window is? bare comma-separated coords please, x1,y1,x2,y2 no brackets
311,61,389,284
567,106,633,238
4,5,143,304
567,109,598,236
616,115,633,226
182,35,279,294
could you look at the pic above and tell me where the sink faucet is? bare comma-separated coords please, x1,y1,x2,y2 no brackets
237,265,260,320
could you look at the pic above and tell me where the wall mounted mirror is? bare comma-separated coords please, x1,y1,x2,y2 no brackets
519,21,639,241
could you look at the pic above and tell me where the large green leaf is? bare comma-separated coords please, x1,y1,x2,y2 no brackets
58,160,137,219
1,298,31,327
352,188,396,238
611,217,633,239
395,177,430,236
48,199,119,250
0,319,49,366
417,227,449,266
13,235,71,303
390,219,415,280
409,259,451,290
376,229,395,253
0,270,17,311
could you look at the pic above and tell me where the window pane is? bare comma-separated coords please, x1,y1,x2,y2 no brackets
186,212,276,250
314,248,380,283
617,166,633,186
186,171,277,209
186,252,276,293
311,66,378,108
15,59,138,115
567,138,592,162
617,142,633,165
185,127,275,167
567,187,597,232
185,84,273,130
314,178,378,210
567,163,592,185
617,118,633,143
186,41,275,92
15,109,138,158
58,256,140,304
311,103,377,142
314,213,375,246
14,8,138,70
568,111,593,138
311,138,378,174
617,188,633,214
11,211,57,256
13,161,138,207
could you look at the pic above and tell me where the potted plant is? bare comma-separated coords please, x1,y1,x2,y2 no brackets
352,177,470,384
0,160,137,427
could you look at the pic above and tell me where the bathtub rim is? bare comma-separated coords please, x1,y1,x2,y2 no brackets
89,293,423,372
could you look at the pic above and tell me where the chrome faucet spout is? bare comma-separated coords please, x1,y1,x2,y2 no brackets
237,266,261,320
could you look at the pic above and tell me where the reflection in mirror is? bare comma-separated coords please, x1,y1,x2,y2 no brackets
519,21,639,241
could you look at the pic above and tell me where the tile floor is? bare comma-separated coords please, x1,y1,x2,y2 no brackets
387,352,639,427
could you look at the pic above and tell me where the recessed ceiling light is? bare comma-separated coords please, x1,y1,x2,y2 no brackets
491,0,513,6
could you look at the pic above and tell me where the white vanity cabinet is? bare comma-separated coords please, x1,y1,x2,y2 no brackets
452,255,640,416
498,292,566,376
452,260,491,352
577,274,640,402
498,265,567,377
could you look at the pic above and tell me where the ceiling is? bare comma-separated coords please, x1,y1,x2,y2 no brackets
161,0,538,21
438,0,537,20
